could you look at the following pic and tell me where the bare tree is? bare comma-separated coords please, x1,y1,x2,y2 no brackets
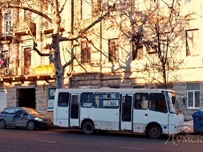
110,0,194,88
0,0,114,88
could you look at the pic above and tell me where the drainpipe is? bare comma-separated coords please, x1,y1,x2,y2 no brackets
99,8,103,88
70,0,74,72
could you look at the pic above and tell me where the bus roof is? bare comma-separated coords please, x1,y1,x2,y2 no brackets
56,88,175,94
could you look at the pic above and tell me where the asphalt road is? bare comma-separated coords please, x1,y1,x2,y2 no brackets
0,127,203,152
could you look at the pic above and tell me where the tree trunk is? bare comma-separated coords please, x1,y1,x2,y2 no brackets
52,33,64,89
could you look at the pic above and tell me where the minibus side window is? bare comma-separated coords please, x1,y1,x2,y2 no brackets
134,93,149,109
58,93,69,107
149,93,167,113
81,93,94,108
94,93,119,108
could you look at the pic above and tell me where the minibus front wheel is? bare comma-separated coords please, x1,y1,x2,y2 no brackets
82,121,94,135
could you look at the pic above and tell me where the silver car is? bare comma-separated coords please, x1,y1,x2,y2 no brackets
0,107,53,130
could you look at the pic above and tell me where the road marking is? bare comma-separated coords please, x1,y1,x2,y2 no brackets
120,147,145,151
37,140,56,143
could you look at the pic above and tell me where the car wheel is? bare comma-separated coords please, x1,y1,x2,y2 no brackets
0,120,6,129
147,124,162,139
27,121,35,131
82,121,94,135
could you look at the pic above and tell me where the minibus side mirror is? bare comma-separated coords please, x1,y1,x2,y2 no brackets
172,96,175,104
183,97,187,105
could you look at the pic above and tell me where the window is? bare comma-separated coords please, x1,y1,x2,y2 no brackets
187,83,200,109
81,93,94,108
15,110,26,117
81,41,91,64
146,45,156,54
132,42,143,60
186,29,199,56
3,12,12,33
24,48,31,75
43,0,48,11
81,0,92,19
134,93,149,109
108,38,119,62
3,108,17,114
92,0,101,17
94,93,119,108
0,51,9,68
149,93,167,113
24,10,32,20
58,93,69,107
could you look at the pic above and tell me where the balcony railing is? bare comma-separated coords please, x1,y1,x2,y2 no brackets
0,26,13,38
13,21,36,36
0,68,12,77
0,32,13,37
0,64,55,78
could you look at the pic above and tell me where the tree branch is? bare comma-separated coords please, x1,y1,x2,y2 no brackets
5,4,52,23
59,0,68,14
32,40,50,56
49,54,54,62
59,5,115,42
63,44,79,69
62,55,75,69
74,57,88,73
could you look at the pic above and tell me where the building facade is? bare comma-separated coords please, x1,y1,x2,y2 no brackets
0,0,202,120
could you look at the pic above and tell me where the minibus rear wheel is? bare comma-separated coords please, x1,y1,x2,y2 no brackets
82,121,94,135
147,124,162,139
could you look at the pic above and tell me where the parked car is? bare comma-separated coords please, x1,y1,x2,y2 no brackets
0,107,53,130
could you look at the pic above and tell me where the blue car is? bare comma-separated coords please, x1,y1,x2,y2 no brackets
0,107,53,130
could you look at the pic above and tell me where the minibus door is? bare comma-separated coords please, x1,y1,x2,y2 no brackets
69,94,80,127
120,94,133,131
54,92,69,127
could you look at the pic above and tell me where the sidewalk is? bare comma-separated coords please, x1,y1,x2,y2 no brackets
181,120,194,134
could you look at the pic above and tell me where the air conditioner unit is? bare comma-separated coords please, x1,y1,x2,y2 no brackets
4,68,10,76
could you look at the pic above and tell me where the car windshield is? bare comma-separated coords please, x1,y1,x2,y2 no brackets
23,108,40,115
165,91,181,114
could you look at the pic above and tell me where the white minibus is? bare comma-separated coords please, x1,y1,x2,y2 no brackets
53,88,184,138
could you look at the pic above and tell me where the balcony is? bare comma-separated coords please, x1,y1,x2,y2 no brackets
13,21,36,36
0,68,12,77
0,64,55,83
32,64,55,76
0,26,13,42
41,21,65,35
41,27,65,35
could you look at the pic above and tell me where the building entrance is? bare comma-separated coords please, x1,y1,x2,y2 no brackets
17,88,36,109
